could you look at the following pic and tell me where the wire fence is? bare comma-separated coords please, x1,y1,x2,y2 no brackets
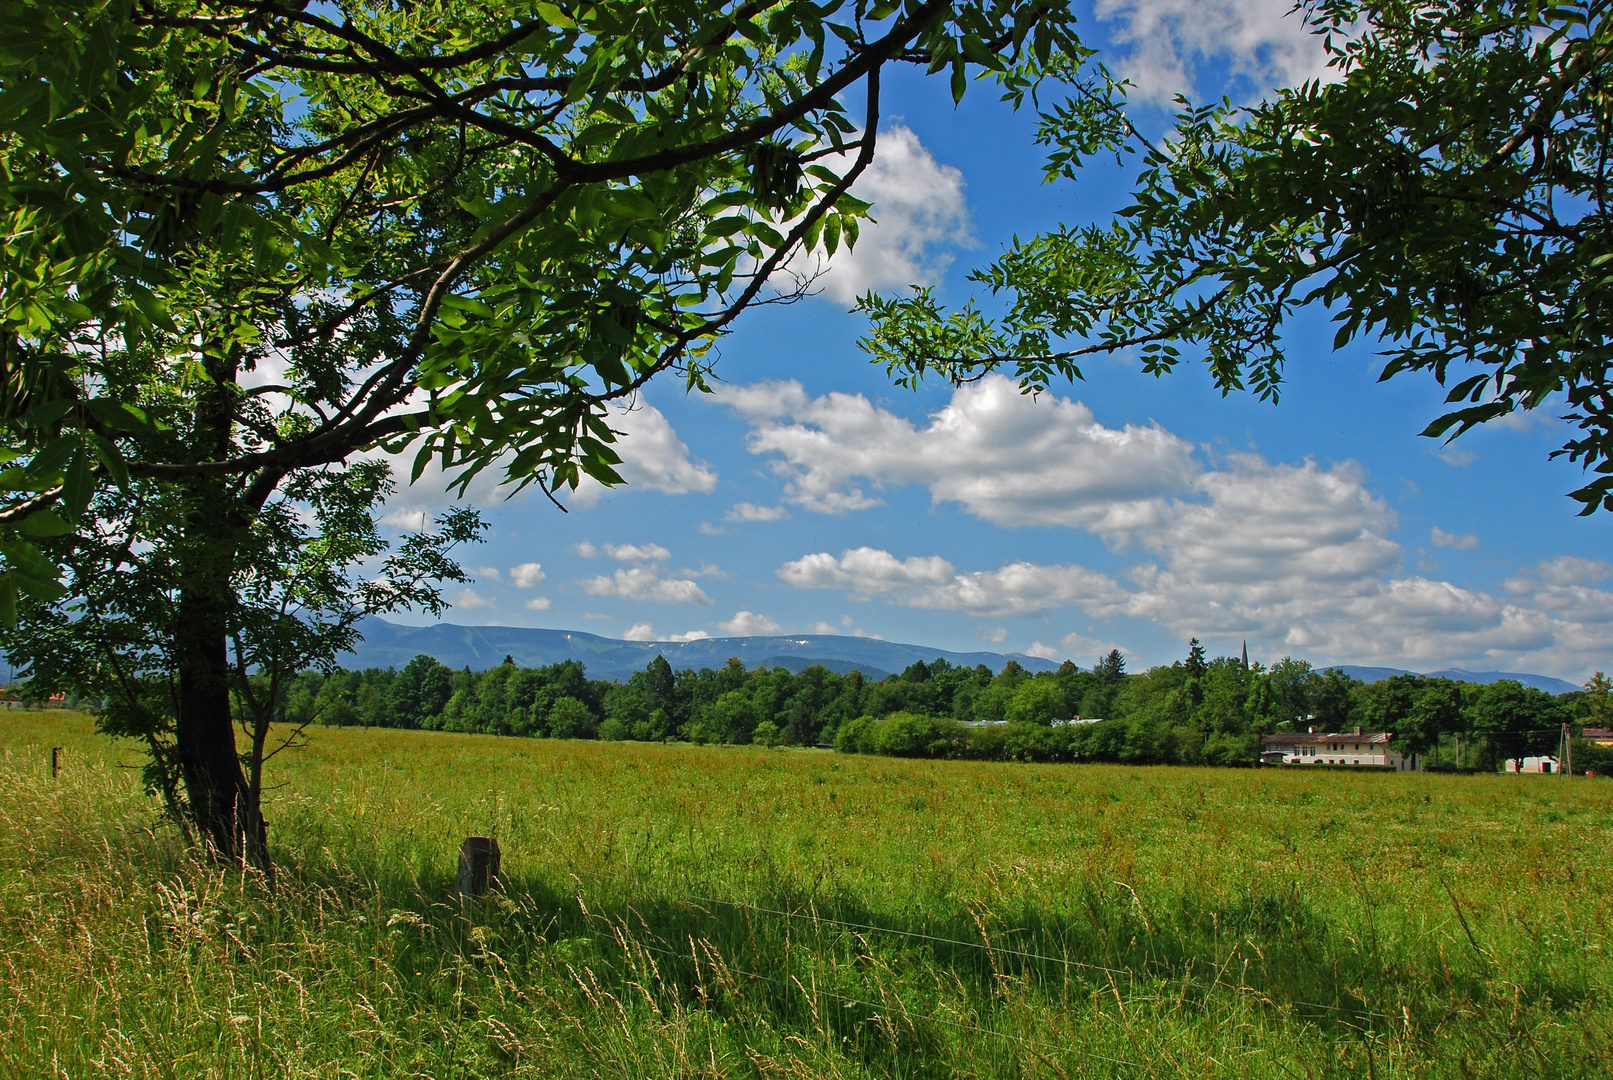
539,856,1400,1027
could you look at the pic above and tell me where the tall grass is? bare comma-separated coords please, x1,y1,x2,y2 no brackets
0,711,1607,1077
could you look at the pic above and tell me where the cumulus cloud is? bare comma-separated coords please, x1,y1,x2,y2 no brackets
452,588,496,611
725,502,791,523
782,125,974,303
1024,642,1063,662
573,541,673,562
721,375,1197,525
1431,527,1479,551
779,548,1128,618
669,630,713,642
510,562,546,588
1095,0,1334,105
524,596,552,611
622,623,713,642
772,458,1612,678
607,542,672,563
718,610,783,636
977,626,1010,643
579,567,712,605
569,401,717,507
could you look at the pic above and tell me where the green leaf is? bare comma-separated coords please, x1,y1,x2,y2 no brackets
18,509,72,537
61,449,93,523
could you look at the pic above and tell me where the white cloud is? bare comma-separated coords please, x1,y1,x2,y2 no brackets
1024,642,1063,662
718,610,783,636
725,502,791,523
721,375,1197,524
778,547,1128,618
605,542,672,563
579,567,712,605
699,522,729,536
474,566,502,581
452,588,496,611
1430,527,1479,551
806,621,841,635
569,401,718,507
717,374,1611,680
780,125,974,303
622,623,713,642
1436,445,1478,467
511,562,546,588
574,541,674,562
524,596,552,611
1095,0,1334,105
669,629,713,642
1059,632,1133,666
977,626,1010,643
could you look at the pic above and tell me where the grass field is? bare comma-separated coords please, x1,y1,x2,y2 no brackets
1,711,1609,1078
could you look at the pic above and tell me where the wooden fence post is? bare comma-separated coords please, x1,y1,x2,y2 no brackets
50,747,61,778
458,836,501,899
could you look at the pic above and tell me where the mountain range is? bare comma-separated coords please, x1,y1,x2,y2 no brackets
341,618,1061,682
339,619,1582,693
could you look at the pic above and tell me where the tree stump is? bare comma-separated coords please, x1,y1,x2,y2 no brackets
457,836,501,899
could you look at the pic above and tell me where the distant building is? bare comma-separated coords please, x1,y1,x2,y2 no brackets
1504,756,1560,774
1582,727,1613,747
0,690,17,709
1260,727,1418,770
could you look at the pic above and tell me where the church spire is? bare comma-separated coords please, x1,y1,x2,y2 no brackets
1242,640,1249,670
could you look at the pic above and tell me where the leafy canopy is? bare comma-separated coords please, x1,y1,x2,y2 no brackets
0,0,1095,611
859,1,1613,513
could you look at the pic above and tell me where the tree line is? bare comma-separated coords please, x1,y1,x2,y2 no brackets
265,640,1611,773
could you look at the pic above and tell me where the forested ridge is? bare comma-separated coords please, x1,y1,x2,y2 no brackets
212,641,1610,772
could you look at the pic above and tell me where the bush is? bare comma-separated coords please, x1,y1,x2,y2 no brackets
868,712,958,758
548,696,598,739
834,715,876,753
597,716,629,741
752,720,783,748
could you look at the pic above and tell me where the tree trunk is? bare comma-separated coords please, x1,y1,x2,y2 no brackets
172,341,269,868
175,568,249,860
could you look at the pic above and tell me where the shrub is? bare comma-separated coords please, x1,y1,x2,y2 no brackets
548,696,598,740
868,712,958,758
752,720,783,748
834,715,876,754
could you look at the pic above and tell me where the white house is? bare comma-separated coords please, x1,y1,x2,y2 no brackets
1260,728,1419,770
1504,756,1560,774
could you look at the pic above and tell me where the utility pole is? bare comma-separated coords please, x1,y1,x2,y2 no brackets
1561,723,1572,778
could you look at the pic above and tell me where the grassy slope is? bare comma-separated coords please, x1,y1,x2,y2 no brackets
0,712,1608,1078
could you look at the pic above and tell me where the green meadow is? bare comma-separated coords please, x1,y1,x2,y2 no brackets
1,711,1608,1078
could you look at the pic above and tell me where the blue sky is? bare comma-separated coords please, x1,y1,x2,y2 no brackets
380,0,1612,683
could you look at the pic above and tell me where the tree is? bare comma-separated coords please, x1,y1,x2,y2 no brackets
1184,638,1207,679
858,1,1613,513
1,0,1091,864
1096,648,1126,683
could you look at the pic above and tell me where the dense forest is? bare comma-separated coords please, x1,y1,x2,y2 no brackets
238,640,1608,773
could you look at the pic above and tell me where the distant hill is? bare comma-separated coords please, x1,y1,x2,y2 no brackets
1331,665,1581,695
340,618,1056,682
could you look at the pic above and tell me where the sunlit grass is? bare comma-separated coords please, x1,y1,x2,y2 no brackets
0,711,1607,1077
